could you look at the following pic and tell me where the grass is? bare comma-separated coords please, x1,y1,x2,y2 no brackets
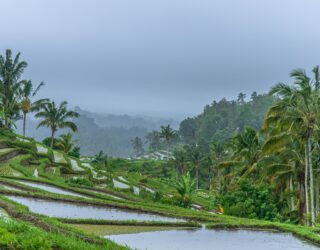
0,218,128,250
70,224,192,236
2,130,320,248
56,218,201,227
0,196,128,249
206,215,320,246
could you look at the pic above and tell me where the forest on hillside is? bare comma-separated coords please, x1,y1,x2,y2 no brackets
179,92,275,151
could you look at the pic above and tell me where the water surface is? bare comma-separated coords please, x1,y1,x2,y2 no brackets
6,196,184,222
113,179,130,189
36,144,48,154
16,180,87,198
107,228,320,250
70,159,84,171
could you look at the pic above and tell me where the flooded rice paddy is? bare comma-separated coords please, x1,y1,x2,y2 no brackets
15,180,87,198
107,228,320,250
5,196,185,222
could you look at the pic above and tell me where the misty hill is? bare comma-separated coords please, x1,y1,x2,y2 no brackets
74,107,179,130
15,108,179,157
179,92,276,151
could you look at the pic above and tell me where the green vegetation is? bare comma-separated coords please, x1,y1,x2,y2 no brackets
36,101,79,148
70,224,192,236
0,218,126,250
1,48,320,249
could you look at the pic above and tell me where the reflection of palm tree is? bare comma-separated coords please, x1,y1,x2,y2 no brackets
0,49,28,128
265,66,320,226
20,80,49,136
160,124,176,158
36,101,79,148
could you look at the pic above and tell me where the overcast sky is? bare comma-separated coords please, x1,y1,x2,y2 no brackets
0,0,320,119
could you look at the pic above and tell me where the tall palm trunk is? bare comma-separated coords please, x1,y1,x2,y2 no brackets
50,130,55,148
298,180,306,224
209,169,213,191
316,175,319,218
305,141,309,226
289,175,294,212
308,138,315,226
22,112,27,136
196,165,199,189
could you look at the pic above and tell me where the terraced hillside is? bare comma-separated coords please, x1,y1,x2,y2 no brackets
1,130,320,249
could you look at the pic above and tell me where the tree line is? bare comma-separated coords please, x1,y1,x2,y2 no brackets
155,66,320,227
0,49,79,153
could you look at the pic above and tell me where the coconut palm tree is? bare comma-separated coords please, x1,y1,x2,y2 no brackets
131,136,144,157
265,66,320,226
0,49,28,128
55,133,77,153
188,146,204,189
219,127,262,180
261,133,305,222
172,148,188,177
35,101,79,148
20,80,49,136
160,124,176,158
209,141,226,190
92,150,108,168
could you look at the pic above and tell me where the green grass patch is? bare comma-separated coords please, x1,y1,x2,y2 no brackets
70,223,194,236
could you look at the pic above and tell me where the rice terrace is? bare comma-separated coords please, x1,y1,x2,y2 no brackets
0,0,320,249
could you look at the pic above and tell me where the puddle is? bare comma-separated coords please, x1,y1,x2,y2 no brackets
113,179,130,189
118,176,127,183
70,159,83,171
81,163,93,169
133,186,140,195
53,151,67,164
33,168,38,177
36,144,48,154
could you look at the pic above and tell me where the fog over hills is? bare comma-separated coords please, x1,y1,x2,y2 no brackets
15,107,179,157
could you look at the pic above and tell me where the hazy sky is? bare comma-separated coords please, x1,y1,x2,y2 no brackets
1,0,320,119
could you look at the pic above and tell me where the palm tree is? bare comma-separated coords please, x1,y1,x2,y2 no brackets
219,127,262,180
209,141,225,190
265,66,320,226
261,133,305,222
172,148,188,177
20,80,49,136
92,150,108,168
55,133,77,153
131,136,144,157
0,49,28,128
35,101,79,148
160,124,176,158
188,146,204,189
174,172,196,207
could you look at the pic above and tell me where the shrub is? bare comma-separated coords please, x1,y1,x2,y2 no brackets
66,178,93,187
216,180,281,221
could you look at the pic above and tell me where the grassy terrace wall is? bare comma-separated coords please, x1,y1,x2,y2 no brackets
207,216,320,246
0,197,128,250
0,176,217,222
